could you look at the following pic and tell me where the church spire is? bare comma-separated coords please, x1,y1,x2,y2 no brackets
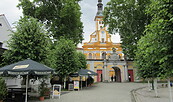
96,0,103,17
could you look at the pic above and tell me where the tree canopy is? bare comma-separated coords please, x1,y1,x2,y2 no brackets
135,0,173,79
145,0,173,78
135,33,161,79
76,51,87,69
104,0,151,59
46,38,80,78
1,16,51,66
18,0,83,45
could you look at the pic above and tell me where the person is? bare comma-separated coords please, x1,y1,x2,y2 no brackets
170,82,172,87
111,75,114,82
128,74,131,82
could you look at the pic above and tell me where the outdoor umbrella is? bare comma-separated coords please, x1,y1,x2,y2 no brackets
78,69,97,76
70,69,98,76
70,69,97,89
0,59,54,102
78,69,97,88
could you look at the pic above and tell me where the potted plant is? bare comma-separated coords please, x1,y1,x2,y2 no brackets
0,77,7,102
39,80,47,101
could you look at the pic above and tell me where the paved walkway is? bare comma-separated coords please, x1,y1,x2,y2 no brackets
29,82,146,102
134,84,173,102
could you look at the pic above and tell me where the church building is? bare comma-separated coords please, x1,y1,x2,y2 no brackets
82,0,134,82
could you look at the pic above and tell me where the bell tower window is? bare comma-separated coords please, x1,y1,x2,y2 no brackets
99,21,101,24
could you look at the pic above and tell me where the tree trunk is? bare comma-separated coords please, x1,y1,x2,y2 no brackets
80,76,82,89
168,78,173,102
64,76,66,89
154,78,158,97
151,79,154,90
148,79,151,91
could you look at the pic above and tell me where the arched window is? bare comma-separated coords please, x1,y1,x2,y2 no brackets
88,53,92,59
99,21,101,24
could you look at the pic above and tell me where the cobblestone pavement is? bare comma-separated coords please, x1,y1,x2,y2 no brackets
29,82,147,102
134,84,173,102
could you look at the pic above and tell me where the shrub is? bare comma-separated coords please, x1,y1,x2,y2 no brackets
0,77,7,100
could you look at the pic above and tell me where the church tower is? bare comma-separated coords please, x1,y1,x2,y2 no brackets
82,0,134,83
93,0,112,43
83,0,122,60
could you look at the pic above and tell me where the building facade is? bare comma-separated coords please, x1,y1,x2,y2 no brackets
82,0,134,82
0,14,12,49
0,42,6,63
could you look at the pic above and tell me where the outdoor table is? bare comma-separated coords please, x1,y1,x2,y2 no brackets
0,59,54,102
6,88,31,102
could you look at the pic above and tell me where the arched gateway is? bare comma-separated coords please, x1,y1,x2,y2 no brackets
112,67,121,82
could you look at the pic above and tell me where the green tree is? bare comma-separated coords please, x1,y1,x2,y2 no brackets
135,33,161,79
135,25,163,96
18,0,83,45
46,38,80,88
135,0,173,97
104,0,151,59
145,0,173,79
1,16,51,66
46,38,79,78
76,51,87,69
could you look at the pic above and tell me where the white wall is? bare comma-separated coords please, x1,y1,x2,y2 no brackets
0,15,12,49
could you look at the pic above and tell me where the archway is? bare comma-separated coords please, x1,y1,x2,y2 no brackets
112,67,121,82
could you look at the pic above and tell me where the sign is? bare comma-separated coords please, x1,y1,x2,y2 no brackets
13,64,29,69
52,84,61,99
74,81,79,90
53,90,60,95
68,84,74,91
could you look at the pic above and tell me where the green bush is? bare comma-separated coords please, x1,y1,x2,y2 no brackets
39,79,50,97
0,77,7,100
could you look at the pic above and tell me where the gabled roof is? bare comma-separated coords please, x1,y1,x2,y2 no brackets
0,14,11,29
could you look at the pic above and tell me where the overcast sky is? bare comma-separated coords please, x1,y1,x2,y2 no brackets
0,0,120,47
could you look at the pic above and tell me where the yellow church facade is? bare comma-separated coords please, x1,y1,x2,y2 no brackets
82,0,134,82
